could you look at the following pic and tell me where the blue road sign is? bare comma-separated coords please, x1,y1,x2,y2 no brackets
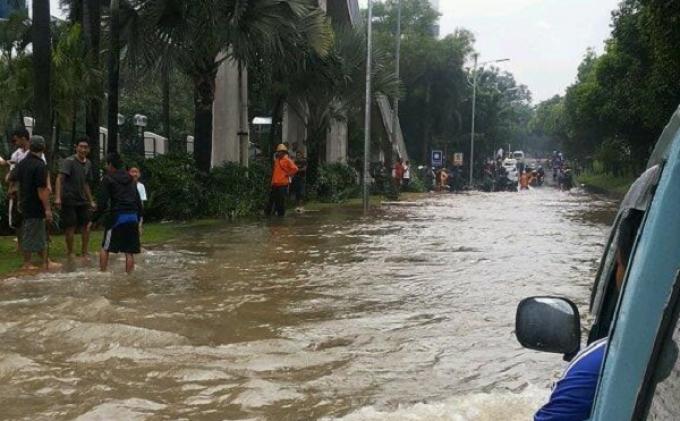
431,150,443,167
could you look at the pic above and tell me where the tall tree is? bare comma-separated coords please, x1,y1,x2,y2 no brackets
106,0,121,153
132,0,332,172
31,0,52,152
83,0,102,163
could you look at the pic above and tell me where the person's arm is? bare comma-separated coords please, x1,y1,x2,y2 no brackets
35,165,52,223
55,159,71,209
136,187,144,235
38,187,52,223
86,162,97,209
54,174,64,209
84,184,96,209
7,166,18,182
283,157,298,177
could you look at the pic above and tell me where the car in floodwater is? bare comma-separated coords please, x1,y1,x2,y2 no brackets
515,106,680,420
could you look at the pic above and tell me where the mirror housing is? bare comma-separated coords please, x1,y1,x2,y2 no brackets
516,297,581,356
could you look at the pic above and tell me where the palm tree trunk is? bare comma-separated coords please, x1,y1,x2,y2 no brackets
71,101,78,149
83,0,102,167
107,0,121,154
193,74,215,173
162,66,171,143
32,0,52,150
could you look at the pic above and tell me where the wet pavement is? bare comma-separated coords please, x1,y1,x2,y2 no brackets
0,187,617,420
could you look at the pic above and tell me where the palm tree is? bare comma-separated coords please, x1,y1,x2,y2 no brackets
52,23,103,156
284,27,400,168
32,0,52,148
82,0,103,162
0,11,32,130
126,0,332,172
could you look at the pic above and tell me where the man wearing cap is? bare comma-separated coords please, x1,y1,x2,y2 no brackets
266,144,298,217
8,136,59,271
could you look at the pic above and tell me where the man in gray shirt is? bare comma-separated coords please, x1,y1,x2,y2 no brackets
55,138,97,259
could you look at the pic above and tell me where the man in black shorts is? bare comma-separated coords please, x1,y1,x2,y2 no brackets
97,153,143,274
55,138,96,258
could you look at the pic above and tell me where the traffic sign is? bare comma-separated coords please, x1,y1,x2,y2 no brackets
453,153,464,167
431,150,443,167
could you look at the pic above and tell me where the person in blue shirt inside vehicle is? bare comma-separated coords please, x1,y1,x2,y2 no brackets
534,210,644,421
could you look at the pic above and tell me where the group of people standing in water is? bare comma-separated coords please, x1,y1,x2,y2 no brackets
1,128,146,274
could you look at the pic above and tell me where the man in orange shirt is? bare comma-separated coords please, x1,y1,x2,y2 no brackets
267,144,298,216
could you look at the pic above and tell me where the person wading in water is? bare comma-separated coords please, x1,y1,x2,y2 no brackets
266,144,298,217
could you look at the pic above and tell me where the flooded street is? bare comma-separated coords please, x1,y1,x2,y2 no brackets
0,188,617,420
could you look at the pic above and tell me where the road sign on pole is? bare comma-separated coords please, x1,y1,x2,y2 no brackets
432,150,443,167
453,153,464,167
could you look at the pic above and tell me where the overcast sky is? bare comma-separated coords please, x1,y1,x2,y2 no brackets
361,0,621,103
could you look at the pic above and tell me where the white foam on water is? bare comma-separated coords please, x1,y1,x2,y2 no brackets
74,398,166,421
326,387,549,421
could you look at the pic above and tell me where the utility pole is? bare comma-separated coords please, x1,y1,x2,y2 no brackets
392,0,402,156
363,0,374,212
469,53,478,187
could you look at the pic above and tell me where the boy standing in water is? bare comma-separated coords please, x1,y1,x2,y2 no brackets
128,166,147,235
97,153,143,274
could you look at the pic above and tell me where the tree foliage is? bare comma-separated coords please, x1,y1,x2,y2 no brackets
531,0,680,174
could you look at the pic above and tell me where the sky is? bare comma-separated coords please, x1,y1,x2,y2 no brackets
361,0,621,103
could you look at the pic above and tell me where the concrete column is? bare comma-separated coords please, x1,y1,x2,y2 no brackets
212,54,249,167
326,118,348,164
282,101,308,155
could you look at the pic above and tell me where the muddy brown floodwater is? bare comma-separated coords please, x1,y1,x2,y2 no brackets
0,187,617,421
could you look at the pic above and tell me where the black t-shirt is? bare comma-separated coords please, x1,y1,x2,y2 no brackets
60,155,94,206
295,158,308,178
13,153,48,219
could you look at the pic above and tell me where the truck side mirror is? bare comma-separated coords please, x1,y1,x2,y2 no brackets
516,297,581,355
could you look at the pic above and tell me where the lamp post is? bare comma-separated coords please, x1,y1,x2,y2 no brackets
363,0,374,213
468,55,510,187
133,113,148,157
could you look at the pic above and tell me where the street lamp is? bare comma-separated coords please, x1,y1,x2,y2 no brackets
363,0,375,213
133,113,148,157
468,55,510,187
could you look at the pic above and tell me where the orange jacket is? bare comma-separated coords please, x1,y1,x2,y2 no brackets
272,155,299,186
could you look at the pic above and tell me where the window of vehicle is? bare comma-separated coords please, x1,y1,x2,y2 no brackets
635,271,680,420
588,166,662,345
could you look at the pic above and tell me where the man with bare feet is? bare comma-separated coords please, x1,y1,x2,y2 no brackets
8,136,60,271
55,138,96,260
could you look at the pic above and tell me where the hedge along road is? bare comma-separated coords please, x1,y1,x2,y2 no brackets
0,187,617,420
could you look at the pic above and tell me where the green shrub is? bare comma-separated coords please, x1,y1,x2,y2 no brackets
204,161,270,217
314,163,360,203
404,170,426,193
143,154,202,220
